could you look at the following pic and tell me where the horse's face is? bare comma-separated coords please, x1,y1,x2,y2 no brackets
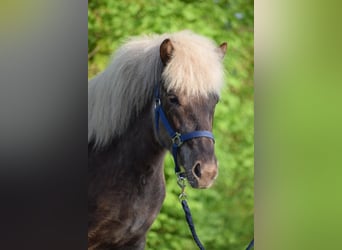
157,38,227,189
156,38,227,188
158,88,219,188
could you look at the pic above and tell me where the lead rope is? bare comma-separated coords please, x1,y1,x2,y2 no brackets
177,175,254,250
246,238,254,250
177,175,206,250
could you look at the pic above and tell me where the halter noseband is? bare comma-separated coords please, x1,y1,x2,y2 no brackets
154,82,215,175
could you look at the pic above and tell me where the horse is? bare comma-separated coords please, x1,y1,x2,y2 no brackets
88,30,227,250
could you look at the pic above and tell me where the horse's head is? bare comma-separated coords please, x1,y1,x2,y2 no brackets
155,37,227,189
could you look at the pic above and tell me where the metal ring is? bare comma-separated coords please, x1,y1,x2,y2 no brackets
179,192,187,201
155,98,161,107
172,132,183,147
177,176,186,189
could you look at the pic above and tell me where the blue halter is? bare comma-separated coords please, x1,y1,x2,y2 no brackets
154,83,215,174
154,83,254,250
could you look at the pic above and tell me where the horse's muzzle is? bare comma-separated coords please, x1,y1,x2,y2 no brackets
191,161,218,188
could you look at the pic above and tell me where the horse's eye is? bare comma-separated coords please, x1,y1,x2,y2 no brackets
168,95,180,105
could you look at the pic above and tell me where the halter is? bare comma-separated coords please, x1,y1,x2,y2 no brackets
154,82,215,175
154,82,254,250
154,81,215,250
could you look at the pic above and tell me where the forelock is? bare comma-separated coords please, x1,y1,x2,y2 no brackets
162,30,225,97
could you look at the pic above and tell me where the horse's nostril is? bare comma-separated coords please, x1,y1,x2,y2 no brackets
193,163,201,178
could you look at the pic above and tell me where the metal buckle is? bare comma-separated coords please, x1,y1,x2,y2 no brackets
177,174,187,201
177,174,186,189
155,98,161,108
172,132,183,147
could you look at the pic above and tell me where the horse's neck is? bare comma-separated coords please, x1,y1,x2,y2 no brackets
88,102,167,248
118,102,166,173
89,101,167,185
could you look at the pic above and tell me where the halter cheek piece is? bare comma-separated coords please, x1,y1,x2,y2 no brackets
154,82,215,175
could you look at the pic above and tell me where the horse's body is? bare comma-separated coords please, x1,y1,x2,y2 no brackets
88,31,227,249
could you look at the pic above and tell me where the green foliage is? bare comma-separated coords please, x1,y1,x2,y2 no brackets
88,1,253,249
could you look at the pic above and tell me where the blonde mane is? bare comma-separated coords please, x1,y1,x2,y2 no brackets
88,30,225,147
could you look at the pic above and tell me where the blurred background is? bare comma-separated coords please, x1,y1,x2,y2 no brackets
88,1,254,249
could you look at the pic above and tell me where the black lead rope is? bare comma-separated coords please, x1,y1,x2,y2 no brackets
181,199,205,250
246,238,254,250
178,176,205,250
178,175,254,250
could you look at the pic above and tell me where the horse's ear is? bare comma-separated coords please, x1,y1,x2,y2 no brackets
217,42,228,59
160,39,174,65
